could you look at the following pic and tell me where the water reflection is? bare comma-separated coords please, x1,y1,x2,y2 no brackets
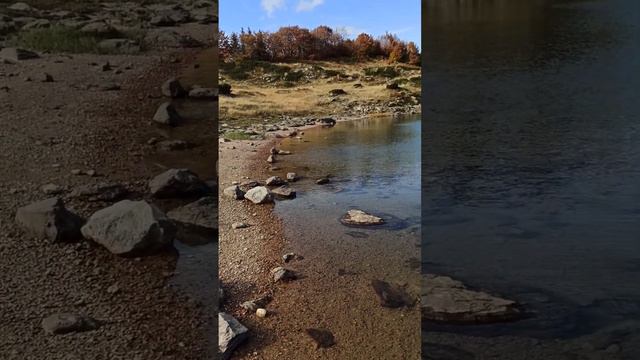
423,0,640,341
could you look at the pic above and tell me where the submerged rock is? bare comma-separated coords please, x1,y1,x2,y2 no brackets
81,200,175,256
167,197,217,245
219,313,248,360
42,313,98,335
15,198,84,243
371,280,416,308
271,186,296,199
316,177,330,185
340,209,384,226
422,274,521,324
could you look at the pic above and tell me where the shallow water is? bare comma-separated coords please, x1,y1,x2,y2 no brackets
423,0,640,339
269,114,422,356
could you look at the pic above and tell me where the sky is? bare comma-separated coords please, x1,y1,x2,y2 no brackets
220,0,421,47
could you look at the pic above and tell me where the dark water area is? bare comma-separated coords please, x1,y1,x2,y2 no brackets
423,0,640,339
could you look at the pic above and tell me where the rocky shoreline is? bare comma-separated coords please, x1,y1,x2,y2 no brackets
0,1,217,359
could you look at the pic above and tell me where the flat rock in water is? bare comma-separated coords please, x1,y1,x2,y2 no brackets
149,168,210,198
15,198,84,243
42,313,98,335
219,313,248,360
341,209,384,226
223,185,244,200
271,186,296,199
153,102,182,126
305,328,336,349
244,186,273,204
167,197,217,245
422,274,521,324
371,280,415,308
70,183,128,202
81,200,175,256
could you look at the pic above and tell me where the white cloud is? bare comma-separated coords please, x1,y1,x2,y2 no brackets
296,0,324,12
334,26,367,38
262,0,285,17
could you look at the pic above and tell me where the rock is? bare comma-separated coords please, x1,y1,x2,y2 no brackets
219,313,249,360
80,21,117,36
219,83,231,95
371,280,415,308
329,89,347,96
241,301,257,312
266,155,275,163
106,284,120,294
97,39,140,54
149,168,209,198
188,87,217,99
223,185,244,200
81,200,176,256
161,78,186,98
271,186,296,199
153,102,182,126
256,309,267,318
70,183,128,202
157,139,192,151
40,183,64,195
316,177,330,185
167,197,217,246
422,274,521,324
232,222,249,229
269,147,278,155
271,267,296,282
317,118,336,127
15,198,84,243
8,2,36,12
340,209,384,226
239,180,261,192
42,313,98,335
41,73,54,82
286,172,298,181
386,82,400,90
282,253,296,263
244,186,273,204
265,176,285,186
305,329,336,349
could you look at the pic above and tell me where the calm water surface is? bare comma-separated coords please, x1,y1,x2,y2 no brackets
424,0,640,338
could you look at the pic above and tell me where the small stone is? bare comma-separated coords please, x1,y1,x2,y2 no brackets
41,183,63,195
85,169,97,177
244,186,273,204
15,198,84,243
153,102,182,126
223,185,245,200
71,169,82,175
265,176,285,186
219,313,248,359
340,209,384,226
305,328,336,349
316,178,330,185
232,222,249,229
256,308,267,318
286,173,298,182
106,284,120,294
271,267,296,282
42,313,98,335
267,155,275,163
282,253,295,263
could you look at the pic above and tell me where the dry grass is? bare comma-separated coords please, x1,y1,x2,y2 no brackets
219,60,421,125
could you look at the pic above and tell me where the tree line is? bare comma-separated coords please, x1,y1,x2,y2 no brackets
219,25,420,65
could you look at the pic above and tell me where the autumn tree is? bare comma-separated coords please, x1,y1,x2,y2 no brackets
353,33,377,60
406,41,421,66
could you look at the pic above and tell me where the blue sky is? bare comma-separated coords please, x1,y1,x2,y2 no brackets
220,1,421,47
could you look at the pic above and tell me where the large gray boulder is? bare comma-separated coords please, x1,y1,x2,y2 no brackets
149,168,210,198
219,313,248,360
153,102,182,126
15,198,84,242
244,186,273,204
422,274,521,324
81,200,176,256
167,197,217,245
42,313,98,335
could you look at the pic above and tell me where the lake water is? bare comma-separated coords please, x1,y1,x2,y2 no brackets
423,0,640,342
271,114,422,357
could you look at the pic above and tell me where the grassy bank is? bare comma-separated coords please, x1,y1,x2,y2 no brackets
219,60,421,125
